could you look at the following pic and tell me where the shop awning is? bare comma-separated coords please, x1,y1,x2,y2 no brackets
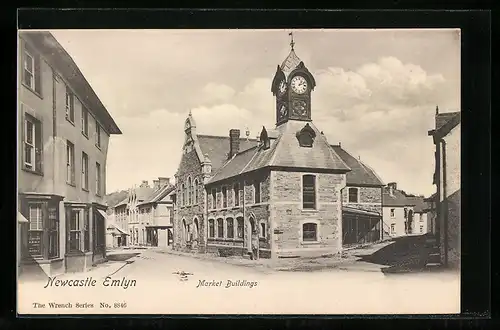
18,212,29,223
97,209,108,220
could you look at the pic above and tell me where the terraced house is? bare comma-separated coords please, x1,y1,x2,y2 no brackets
173,38,386,258
17,31,122,277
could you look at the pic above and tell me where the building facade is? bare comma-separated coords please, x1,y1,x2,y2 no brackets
172,38,385,259
428,108,461,269
109,178,174,248
382,182,432,237
17,31,122,277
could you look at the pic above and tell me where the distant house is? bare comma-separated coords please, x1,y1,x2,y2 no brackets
108,178,174,248
428,108,461,269
382,182,432,237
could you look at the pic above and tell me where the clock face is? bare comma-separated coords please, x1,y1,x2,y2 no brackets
292,100,307,116
278,80,287,96
291,76,308,94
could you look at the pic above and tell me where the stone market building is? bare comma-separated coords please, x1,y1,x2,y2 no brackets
172,36,387,258
17,31,122,277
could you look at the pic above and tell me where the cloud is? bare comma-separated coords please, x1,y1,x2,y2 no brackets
198,83,236,104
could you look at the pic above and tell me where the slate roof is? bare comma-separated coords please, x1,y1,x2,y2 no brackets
429,111,461,139
411,197,430,213
197,135,258,172
382,187,418,207
436,111,460,131
207,121,351,184
331,145,385,186
137,184,176,206
114,186,155,208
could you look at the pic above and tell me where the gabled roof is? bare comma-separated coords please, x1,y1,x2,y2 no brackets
428,111,461,139
107,223,129,235
114,186,155,208
382,187,418,207
411,197,430,213
137,184,176,206
331,145,385,186
207,121,351,184
20,31,121,135
197,135,258,172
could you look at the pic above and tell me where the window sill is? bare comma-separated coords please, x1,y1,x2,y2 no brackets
22,83,43,99
22,257,63,265
301,241,321,245
66,181,76,187
66,117,75,126
82,187,89,192
300,209,319,213
22,167,43,176
82,131,89,139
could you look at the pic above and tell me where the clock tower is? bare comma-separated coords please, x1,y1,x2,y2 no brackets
271,32,316,126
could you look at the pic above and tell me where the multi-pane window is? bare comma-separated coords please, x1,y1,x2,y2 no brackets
404,208,408,218
254,180,261,204
208,219,215,238
211,189,216,209
390,209,395,218
236,217,244,239
23,44,41,93
81,152,89,190
95,124,101,148
81,107,89,137
222,186,228,208
420,225,424,233
28,204,43,257
217,218,224,238
260,223,266,238
348,187,359,203
302,223,318,242
391,224,395,234
187,177,192,205
302,175,316,209
69,209,81,252
65,87,75,123
226,218,234,239
233,183,240,207
66,141,75,184
23,113,42,173
95,162,102,195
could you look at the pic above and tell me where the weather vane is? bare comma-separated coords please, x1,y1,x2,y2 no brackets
289,31,295,50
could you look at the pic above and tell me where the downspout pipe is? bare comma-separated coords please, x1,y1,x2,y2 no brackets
441,139,448,267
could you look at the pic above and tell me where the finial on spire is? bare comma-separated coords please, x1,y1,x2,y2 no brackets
289,31,295,51
435,105,439,115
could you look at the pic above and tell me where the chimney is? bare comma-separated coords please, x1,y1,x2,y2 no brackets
229,129,241,159
140,180,149,188
388,182,397,196
158,177,170,187
153,179,160,190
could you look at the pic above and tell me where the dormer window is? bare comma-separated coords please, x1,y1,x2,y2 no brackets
259,126,270,150
296,123,316,148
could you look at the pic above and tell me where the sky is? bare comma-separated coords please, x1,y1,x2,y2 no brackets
49,29,460,197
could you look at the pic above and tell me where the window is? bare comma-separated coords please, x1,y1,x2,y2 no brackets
233,183,240,207
217,218,224,238
260,223,266,238
95,162,102,195
23,113,42,173
390,224,395,234
95,124,101,148
222,186,228,208
28,204,43,257
66,141,75,184
81,152,89,190
69,209,81,252
180,184,184,206
193,179,198,204
420,225,424,233
404,208,408,218
208,219,215,238
302,175,316,209
296,123,316,147
390,209,395,218
23,44,41,93
302,223,318,242
81,107,89,137
226,218,234,239
211,189,216,209
348,187,359,203
25,202,59,259
237,217,244,239
65,87,75,123
187,177,192,205
254,180,261,204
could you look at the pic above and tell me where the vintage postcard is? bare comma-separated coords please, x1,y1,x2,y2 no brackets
17,28,461,315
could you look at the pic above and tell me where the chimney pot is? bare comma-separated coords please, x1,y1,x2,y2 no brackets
158,177,170,187
153,180,160,190
229,129,241,159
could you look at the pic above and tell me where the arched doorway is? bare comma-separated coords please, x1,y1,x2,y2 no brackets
247,217,258,259
182,219,187,244
193,218,199,248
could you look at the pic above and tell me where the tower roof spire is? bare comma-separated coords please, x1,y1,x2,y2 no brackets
289,31,295,51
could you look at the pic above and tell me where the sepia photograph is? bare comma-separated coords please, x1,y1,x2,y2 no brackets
17,28,461,314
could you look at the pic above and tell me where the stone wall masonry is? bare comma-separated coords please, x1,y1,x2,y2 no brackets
342,186,382,204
